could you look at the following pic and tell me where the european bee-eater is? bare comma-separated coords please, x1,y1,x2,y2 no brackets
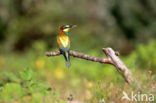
57,25,76,68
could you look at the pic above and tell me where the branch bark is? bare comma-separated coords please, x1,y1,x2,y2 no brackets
46,48,133,84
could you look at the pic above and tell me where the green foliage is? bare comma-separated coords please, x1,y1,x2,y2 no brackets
0,83,23,101
0,0,156,53
19,68,36,81
136,40,156,71
0,68,64,103
127,40,156,71
0,38,155,103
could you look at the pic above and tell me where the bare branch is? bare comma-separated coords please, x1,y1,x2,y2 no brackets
46,48,134,84
69,50,114,64
102,48,133,84
46,50,60,56
46,50,113,64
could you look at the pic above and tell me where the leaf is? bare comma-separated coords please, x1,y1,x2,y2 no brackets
19,68,36,81
0,83,24,100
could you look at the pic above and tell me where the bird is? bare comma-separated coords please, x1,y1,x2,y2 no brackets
57,25,77,68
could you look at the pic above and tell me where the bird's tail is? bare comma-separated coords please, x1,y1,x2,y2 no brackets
63,51,71,68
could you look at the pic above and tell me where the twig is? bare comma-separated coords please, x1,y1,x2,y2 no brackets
46,48,134,84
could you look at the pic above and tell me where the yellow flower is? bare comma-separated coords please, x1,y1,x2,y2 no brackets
54,68,65,80
35,58,45,69
86,81,93,88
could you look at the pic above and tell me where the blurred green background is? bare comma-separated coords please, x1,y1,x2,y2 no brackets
0,0,156,103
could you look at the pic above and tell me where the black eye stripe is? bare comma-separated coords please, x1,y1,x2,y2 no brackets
63,26,70,29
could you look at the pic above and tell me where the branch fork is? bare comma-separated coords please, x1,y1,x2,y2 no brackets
46,48,133,84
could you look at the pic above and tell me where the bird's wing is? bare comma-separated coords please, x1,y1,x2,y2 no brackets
57,37,61,48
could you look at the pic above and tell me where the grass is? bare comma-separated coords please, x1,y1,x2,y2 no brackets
0,41,155,103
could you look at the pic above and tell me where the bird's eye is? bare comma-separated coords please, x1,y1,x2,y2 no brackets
63,26,68,29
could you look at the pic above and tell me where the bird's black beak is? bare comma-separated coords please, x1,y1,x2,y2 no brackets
70,25,77,29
